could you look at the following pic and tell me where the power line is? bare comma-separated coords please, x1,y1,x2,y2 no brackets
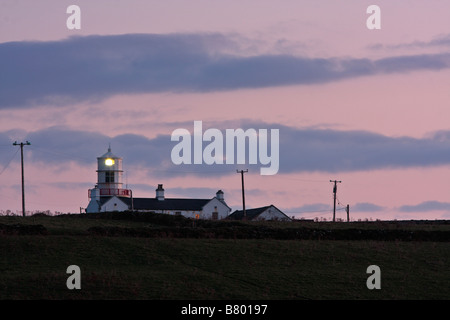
336,195,350,222
0,148,20,177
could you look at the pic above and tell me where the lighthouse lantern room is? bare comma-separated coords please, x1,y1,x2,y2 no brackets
86,146,131,213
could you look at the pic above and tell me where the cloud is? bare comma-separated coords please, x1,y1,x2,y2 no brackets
398,201,450,212
283,203,332,214
5,121,450,176
352,202,385,212
374,53,450,73
23,126,172,169
4,120,450,179
1,33,450,108
376,34,450,50
279,125,450,173
368,34,450,51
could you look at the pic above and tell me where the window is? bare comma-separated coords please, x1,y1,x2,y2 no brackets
105,171,115,183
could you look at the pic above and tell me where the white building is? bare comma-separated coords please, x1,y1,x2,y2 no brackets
228,205,291,221
100,185,231,220
86,147,231,219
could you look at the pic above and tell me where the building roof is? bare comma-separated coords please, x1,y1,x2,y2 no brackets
99,146,120,159
228,205,272,220
228,205,291,220
102,197,213,211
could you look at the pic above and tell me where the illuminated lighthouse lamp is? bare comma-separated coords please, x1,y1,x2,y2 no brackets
105,158,115,166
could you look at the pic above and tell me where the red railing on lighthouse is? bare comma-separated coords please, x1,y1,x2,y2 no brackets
89,188,131,198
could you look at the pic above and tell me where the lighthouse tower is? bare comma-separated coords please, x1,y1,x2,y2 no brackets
86,146,132,213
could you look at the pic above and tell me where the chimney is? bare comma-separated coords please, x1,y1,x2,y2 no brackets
216,190,224,201
156,184,165,201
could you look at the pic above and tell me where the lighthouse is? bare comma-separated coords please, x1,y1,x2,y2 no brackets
86,146,132,213
84,146,231,218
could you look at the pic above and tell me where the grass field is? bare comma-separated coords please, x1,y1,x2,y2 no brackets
1,213,449,300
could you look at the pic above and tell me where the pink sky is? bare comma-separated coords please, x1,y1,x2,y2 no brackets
1,1,450,220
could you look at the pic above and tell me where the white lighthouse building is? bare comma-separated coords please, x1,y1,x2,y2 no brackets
85,147,231,219
86,146,132,213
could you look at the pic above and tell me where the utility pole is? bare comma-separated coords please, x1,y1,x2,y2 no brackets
13,141,31,217
130,189,134,212
237,169,248,219
346,204,350,222
330,180,341,222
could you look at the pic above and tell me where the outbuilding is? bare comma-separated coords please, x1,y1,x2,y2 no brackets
228,205,291,221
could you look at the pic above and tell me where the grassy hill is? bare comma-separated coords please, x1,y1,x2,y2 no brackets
1,213,449,300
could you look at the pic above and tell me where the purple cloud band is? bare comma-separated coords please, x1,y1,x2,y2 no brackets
1,33,450,108
2,122,450,175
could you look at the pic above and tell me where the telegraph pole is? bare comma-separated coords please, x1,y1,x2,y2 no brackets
237,169,248,219
13,141,31,217
330,180,341,222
